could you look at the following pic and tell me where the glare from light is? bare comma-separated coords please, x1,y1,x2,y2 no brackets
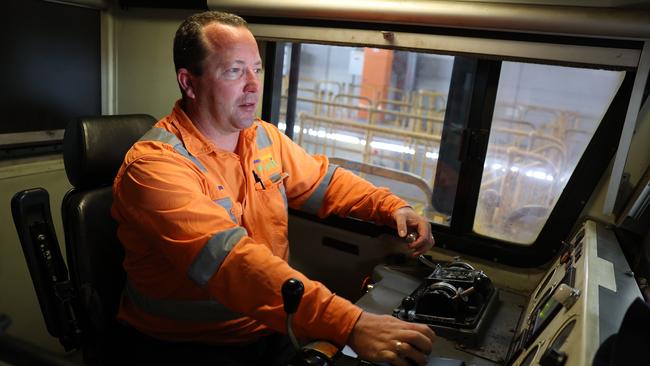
425,151,439,160
370,141,415,155
326,132,363,145
278,122,443,159
524,169,554,182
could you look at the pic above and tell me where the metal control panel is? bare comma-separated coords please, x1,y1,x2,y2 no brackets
509,220,641,366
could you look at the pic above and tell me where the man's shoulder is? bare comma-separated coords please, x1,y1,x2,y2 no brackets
254,118,279,132
252,119,289,144
122,122,188,165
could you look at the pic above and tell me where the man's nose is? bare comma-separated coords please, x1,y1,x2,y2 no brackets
244,68,260,93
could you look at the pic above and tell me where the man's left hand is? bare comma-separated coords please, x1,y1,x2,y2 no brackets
391,207,435,257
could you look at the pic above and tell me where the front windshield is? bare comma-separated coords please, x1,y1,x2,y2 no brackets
278,44,454,225
473,63,624,244
275,43,625,245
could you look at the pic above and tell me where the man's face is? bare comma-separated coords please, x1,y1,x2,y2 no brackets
190,24,262,134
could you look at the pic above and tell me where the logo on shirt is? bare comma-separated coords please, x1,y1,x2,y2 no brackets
254,153,279,173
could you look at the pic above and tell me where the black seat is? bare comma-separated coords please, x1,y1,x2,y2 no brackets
11,114,156,365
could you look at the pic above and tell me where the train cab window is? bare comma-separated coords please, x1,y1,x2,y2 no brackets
278,43,455,225
474,63,624,244
253,17,642,261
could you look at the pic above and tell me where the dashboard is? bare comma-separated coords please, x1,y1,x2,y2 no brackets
352,220,642,366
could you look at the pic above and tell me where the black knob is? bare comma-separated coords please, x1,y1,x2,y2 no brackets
474,271,492,296
401,296,416,310
282,278,304,315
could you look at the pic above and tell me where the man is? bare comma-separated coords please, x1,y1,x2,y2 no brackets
112,10,436,366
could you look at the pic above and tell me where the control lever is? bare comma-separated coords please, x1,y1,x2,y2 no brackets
405,232,437,270
451,271,491,301
282,278,340,366
282,278,304,350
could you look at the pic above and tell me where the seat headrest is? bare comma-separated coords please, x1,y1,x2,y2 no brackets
63,114,156,189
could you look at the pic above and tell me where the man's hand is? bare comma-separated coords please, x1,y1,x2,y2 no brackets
391,207,435,257
348,312,436,366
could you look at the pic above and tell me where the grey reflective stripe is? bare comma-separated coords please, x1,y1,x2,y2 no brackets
214,197,237,224
255,123,272,149
280,185,288,212
270,172,282,183
302,164,338,215
188,226,247,288
124,281,242,322
140,127,207,172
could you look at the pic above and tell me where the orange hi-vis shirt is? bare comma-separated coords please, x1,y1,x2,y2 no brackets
111,101,408,346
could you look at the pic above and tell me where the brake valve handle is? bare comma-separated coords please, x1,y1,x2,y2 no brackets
406,231,437,269
406,231,418,243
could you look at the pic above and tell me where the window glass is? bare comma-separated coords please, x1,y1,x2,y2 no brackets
279,44,454,224
474,62,624,244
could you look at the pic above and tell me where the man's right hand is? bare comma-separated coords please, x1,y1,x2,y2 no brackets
347,312,436,366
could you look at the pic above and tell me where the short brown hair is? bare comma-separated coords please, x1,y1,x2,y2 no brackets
173,11,248,76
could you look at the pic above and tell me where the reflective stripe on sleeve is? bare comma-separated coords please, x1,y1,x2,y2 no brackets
255,122,272,149
188,226,247,288
140,127,207,172
125,281,242,322
214,197,238,224
301,164,338,215
280,185,288,212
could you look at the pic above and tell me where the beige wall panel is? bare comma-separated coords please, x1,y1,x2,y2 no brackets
113,8,194,118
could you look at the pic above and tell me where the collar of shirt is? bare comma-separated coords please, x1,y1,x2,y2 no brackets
168,99,260,158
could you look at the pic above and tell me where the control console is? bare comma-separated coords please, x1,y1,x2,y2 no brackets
393,260,498,345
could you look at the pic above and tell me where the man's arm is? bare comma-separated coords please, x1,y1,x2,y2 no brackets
268,125,438,364
113,150,362,345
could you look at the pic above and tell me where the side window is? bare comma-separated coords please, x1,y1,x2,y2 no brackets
474,63,624,244
279,44,455,225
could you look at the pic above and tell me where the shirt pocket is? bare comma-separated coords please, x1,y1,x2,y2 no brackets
253,171,288,192
253,172,289,216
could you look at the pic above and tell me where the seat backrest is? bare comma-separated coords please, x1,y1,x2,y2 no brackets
61,114,155,362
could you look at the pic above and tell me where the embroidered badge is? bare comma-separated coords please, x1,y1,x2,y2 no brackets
254,153,279,173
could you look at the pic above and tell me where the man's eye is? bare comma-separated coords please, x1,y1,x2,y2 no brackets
253,68,262,74
224,68,241,78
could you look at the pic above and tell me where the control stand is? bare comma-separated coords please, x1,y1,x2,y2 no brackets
393,260,499,345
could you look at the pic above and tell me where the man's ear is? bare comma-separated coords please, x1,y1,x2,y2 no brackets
177,68,196,99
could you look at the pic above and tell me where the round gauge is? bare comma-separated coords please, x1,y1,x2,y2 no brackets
534,268,556,300
520,345,539,366
550,318,576,351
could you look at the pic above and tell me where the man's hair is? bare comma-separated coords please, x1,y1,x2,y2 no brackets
173,11,248,76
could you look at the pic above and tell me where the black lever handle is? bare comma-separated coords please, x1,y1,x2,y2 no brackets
282,278,304,315
282,278,305,351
